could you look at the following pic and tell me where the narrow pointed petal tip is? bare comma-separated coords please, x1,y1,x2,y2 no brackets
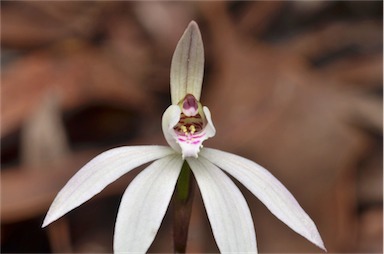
200,148,327,252
114,155,183,253
186,157,257,253
42,145,175,228
170,20,204,105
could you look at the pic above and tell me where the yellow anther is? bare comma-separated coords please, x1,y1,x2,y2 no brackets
180,125,188,133
189,125,196,134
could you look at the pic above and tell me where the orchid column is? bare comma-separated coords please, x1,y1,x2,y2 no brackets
43,21,326,253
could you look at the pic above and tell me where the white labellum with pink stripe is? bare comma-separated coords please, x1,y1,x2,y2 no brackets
162,94,215,158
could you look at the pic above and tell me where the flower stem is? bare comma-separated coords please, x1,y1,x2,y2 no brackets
173,161,195,253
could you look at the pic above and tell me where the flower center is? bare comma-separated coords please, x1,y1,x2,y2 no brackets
174,94,205,143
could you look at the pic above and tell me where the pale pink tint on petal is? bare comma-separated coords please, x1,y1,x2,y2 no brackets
42,145,174,227
114,154,183,253
186,157,257,253
200,148,326,251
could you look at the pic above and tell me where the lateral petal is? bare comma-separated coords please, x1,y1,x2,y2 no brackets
42,145,175,227
186,157,257,253
200,148,326,251
114,154,183,253
162,104,182,153
202,106,216,139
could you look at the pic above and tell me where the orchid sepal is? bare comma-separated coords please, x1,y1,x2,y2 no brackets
170,21,204,105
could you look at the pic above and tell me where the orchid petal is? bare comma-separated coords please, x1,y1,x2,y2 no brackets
202,106,216,138
114,154,183,253
200,148,326,251
170,21,204,105
162,105,182,153
42,145,175,227
186,157,257,253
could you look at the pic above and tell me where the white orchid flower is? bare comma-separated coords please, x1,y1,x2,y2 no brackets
42,21,326,253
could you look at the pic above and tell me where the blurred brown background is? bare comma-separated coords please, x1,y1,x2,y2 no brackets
1,1,382,253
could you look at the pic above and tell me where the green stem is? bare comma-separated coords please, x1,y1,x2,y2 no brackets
173,161,195,253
